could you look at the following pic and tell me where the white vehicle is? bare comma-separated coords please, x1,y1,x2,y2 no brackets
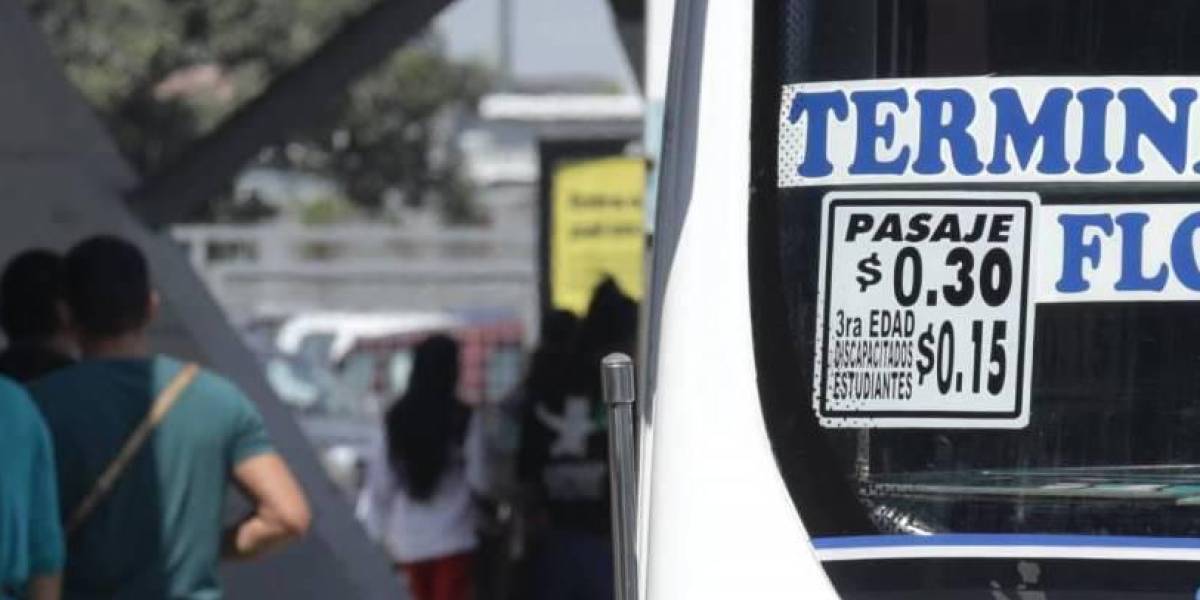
635,1,1200,598
274,311,459,366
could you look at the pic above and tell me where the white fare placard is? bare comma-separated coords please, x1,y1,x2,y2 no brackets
814,191,1037,429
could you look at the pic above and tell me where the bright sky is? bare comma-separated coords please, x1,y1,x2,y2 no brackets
436,0,637,91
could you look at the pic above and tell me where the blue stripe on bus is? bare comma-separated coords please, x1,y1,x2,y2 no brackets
812,534,1200,550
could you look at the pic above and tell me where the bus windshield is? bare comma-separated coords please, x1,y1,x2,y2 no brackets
750,0,1200,596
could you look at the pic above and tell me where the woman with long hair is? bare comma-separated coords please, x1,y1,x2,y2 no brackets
361,335,477,600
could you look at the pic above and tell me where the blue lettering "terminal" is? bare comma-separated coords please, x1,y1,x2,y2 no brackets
787,84,1200,180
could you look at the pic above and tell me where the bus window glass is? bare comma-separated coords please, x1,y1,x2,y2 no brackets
751,0,1200,595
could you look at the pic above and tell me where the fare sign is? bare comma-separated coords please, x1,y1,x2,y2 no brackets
814,191,1037,429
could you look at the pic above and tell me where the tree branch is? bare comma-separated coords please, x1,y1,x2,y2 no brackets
127,0,455,228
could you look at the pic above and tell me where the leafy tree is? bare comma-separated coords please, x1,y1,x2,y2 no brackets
293,43,492,218
21,0,491,223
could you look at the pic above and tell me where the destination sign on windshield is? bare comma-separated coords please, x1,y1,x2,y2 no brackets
779,77,1200,187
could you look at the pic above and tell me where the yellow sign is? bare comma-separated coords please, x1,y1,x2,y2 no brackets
551,156,646,314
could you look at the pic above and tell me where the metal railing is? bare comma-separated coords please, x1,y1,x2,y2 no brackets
168,223,540,339
172,223,536,269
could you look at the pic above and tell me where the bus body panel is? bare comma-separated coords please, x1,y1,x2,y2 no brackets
643,1,838,597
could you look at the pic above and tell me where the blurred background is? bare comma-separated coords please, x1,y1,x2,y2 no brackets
1,0,671,597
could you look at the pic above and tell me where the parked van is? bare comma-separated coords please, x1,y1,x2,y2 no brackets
261,311,524,498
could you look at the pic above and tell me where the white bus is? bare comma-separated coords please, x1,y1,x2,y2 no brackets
638,1,1200,598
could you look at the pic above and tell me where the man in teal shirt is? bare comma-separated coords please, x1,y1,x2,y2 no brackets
0,375,63,600
32,236,311,599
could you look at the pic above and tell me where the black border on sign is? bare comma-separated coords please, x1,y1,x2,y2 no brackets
817,197,1033,421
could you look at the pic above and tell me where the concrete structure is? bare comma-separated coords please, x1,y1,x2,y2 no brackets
173,93,643,344
0,5,402,598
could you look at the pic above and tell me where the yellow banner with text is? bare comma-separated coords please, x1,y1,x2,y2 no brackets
550,156,645,314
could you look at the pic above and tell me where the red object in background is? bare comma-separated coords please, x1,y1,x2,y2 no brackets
345,317,525,405
400,552,474,600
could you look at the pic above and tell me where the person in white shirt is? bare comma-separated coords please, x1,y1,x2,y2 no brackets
361,335,477,600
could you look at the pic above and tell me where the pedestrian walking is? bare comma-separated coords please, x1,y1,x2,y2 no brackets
518,278,638,600
361,335,477,600
0,249,76,382
31,235,311,599
0,375,63,600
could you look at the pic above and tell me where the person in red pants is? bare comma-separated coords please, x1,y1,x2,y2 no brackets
402,552,473,600
361,336,478,600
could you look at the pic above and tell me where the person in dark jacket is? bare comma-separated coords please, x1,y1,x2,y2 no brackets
519,278,638,600
0,249,76,382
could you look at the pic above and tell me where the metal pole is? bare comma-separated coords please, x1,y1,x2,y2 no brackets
498,0,514,90
602,353,638,600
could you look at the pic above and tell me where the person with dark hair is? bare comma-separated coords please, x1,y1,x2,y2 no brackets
0,375,64,600
524,309,580,406
361,335,477,600
0,249,76,382
518,277,638,600
30,235,311,599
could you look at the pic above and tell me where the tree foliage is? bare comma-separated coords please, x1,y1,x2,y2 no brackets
272,42,492,217
21,0,491,223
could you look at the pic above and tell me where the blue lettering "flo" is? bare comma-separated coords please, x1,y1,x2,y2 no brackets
1057,211,1200,294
